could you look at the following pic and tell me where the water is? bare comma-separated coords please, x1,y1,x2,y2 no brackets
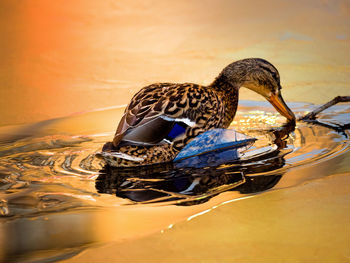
0,100,349,262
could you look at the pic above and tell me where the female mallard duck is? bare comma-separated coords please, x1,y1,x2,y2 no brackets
101,58,295,167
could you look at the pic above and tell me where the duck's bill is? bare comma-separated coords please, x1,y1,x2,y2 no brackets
267,91,296,121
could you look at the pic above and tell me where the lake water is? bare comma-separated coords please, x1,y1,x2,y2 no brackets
0,100,349,262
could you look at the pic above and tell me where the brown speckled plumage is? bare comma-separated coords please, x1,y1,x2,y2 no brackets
101,58,295,167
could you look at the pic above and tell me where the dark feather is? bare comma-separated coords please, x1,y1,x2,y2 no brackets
112,82,225,148
122,117,175,145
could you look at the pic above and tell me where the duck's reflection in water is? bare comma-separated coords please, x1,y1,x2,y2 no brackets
96,123,295,205
96,151,285,205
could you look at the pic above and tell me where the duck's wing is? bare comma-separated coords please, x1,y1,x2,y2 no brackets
114,114,181,146
112,83,198,147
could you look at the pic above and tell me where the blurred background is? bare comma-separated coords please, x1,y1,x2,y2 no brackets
1,0,349,126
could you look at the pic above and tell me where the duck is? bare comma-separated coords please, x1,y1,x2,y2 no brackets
100,58,295,167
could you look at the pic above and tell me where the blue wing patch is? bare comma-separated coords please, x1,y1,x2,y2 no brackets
166,123,187,140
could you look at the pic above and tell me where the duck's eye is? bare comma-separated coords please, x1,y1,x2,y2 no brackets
271,72,278,81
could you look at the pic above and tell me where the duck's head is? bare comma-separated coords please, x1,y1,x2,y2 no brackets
220,58,296,122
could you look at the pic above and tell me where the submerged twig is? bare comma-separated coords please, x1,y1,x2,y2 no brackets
299,96,350,121
297,95,350,135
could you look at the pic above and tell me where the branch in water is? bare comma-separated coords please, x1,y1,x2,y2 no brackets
299,96,350,121
297,95,350,135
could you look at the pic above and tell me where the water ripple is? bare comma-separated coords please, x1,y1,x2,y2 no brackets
0,102,349,215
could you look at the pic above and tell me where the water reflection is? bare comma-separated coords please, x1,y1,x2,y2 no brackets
0,102,349,262
96,123,295,205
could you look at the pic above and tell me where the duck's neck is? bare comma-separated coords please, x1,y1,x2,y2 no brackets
210,74,239,127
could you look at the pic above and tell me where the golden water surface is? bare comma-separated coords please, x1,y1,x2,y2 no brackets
0,1,350,262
